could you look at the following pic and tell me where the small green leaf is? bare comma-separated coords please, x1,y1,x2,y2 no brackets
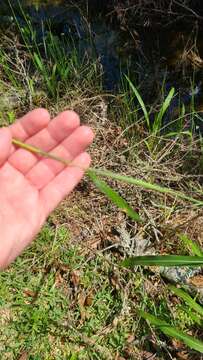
179,234,203,257
169,285,203,317
122,255,203,267
88,171,141,222
125,75,150,129
92,168,203,206
153,87,175,133
139,310,203,353
33,52,44,71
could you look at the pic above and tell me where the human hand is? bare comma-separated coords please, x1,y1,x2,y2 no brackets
0,109,94,269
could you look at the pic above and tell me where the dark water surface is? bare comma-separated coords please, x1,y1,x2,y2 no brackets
1,0,203,110
0,0,123,91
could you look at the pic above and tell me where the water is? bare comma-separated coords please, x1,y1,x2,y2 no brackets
0,0,124,91
1,0,203,113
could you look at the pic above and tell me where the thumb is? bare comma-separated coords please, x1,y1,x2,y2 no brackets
0,127,12,166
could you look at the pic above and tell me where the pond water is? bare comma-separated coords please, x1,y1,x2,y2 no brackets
0,0,123,91
1,0,203,116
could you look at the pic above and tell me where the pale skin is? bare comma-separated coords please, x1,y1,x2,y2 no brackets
0,108,94,269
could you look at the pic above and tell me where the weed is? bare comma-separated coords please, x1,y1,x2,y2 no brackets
0,3,203,359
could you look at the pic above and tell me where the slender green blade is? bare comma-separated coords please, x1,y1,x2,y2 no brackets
139,310,203,353
179,234,203,257
11,140,203,208
88,171,141,222
33,52,44,71
169,285,203,317
92,169,203,206
125,75,150,128
122,255,203,267
154,87,175,132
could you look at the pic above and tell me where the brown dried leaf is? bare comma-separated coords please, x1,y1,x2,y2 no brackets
23,289,36,298
187,275,203,288
110,274,121,290
18,352,28,360
126,334,135,344
58,263,69,273
84,292,94,306
70,270,81,288
141,351,156,359
86,238,102,250
55,272,64,288
78,291,86,308
172,338,183,349
170,295,181,305
177,351,190,360
78,291,87,322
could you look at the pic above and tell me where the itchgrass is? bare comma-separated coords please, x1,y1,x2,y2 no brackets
0,3,203,359
12,138,203,209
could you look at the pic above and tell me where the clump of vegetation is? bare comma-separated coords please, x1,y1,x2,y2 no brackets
0,2,203,359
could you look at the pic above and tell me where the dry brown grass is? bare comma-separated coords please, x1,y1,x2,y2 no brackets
48,93,203,265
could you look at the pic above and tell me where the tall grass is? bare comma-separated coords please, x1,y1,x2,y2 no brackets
120,75,202,148
2,1,100,99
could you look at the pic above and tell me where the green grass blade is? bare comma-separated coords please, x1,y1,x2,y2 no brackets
125,75,150,128
139,310,203,353
168,285,203,317
88,171,141,222
154,88,175,133
33,52,44,72
122,255,203,267
179,234,203,256
92,169,203,206
11,140,203,207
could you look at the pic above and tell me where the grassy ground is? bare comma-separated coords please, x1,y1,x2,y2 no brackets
0,9,203,360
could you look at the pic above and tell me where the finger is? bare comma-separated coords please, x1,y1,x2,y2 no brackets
8,110,80,174
0,127,12,167
10,108,50,140
26,126,94,189
40,152,91,217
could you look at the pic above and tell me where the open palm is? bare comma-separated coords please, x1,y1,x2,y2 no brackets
0,109,94,269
